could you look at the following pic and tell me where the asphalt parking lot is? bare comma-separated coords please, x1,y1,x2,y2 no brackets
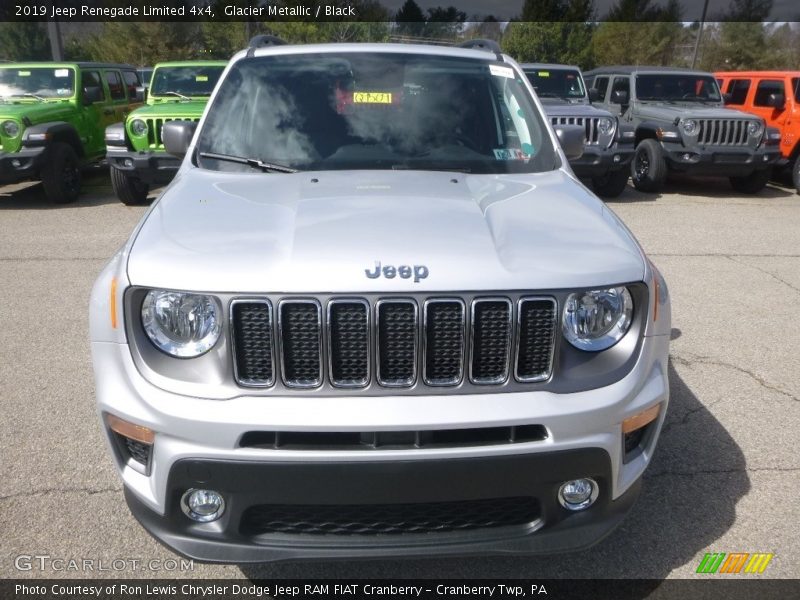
1,170,798,580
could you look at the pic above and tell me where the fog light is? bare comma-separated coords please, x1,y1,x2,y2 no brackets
558,478,598,511
763,154,769,161
682,153,691,161
124,158,134,168
613,154,621,163
11,159,21,168
181,489,225,522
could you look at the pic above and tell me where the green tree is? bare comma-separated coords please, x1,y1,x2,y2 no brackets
424,6,467,40
395,0,426,37
85,22,202,64
0,23,50,61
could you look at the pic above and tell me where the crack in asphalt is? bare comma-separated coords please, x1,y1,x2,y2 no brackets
0,487,120,501
726,255,800,295
645,466,800,479
671,353,800,404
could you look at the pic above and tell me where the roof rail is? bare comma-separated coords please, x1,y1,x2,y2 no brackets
458,39,503,54
247,35,287,56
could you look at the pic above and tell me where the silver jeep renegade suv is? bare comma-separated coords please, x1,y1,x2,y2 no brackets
90,38,671,563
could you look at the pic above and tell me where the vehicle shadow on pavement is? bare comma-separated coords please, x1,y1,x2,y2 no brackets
239,360,749,588
606,175,794,203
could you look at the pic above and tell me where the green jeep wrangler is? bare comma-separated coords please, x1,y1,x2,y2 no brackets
105,61,226,205
0,62,143,203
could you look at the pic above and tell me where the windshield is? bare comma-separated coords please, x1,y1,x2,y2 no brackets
0,67,75,99
635,74,722,102
523,68,585,100
150,65,225,97
196,53,556,174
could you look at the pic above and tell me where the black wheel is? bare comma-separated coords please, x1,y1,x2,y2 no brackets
591,168,629,198
729,168,771,194
792,158,800,195
110,166,150,206
41,142,81,204
631,138,667,193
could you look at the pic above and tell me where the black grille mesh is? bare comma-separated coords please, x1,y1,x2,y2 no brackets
232,302,273,385
377,302,417,385
425,301,464,384
329,302,369,386
516,299,556,381
280,302,321,386
471,301,511,382
241,496,540,536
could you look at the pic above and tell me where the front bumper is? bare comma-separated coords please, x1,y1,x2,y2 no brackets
126,451,641,563
0,146,46,183
662,142,780,175
106,147,180,184
570,144,634,177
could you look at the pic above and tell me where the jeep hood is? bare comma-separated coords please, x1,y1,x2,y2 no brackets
544,103,611,117
0,101,76,124
636,103,757,121
129,101,207,119
127,168,645,293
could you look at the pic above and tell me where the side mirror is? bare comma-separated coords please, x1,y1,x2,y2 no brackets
588,88,600,102
554,124,585,160
162,120,197,158
722,93,733,104
767,93,785,110
83,86,103,105
133,86,146,103
611,90,629,105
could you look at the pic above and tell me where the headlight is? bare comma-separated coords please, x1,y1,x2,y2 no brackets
597,117,614,136
681,119,698,136
748,121,763,138
130,119,147,137
563,287,633,352
141,290,221,357
1,120,20,137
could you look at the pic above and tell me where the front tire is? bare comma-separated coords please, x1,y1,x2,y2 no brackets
591,168,629,198
730,168,771,194
110,166,150,206
631,139,667,193
41,142,81,204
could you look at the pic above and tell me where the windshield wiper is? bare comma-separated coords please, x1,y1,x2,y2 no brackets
198,151,298,173
162,91,192,101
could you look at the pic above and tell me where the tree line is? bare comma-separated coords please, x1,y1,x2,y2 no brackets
1,0,799,73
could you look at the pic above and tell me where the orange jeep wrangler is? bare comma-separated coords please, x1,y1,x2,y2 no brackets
716,71,800,192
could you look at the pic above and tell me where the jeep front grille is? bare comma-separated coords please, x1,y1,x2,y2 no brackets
230,295,557,390
551,116,601,144
697,119,750,146
145,117,200,148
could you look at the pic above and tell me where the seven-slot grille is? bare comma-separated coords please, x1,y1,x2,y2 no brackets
230,296,557,389
144,117,200,148
697,119,751,146
551,116,602,144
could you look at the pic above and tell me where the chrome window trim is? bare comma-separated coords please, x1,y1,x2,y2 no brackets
277,298,323,389
229,298,275,388
514,296,557,384
422,298,466,387
375,298,419,388
469,297,513,385
327,298,371,389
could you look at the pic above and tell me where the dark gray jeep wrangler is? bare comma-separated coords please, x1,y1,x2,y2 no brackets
584,66,780,194
522,63,634,198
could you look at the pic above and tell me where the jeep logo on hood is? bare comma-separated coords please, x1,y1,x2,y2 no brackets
365,261,429,283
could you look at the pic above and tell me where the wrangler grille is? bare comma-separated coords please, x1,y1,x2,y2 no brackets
551,116,602,144
145,117,200,148
697,119,751,146
230,295,557,390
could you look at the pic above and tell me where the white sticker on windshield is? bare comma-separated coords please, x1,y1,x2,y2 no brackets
54,69,69,78
493,148,531,161
490,65,514,79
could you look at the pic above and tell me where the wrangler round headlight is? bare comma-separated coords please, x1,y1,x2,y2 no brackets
141,290,221,357
2,120,20,137
563,287,633,352
130,119,147,137
681,119,698,136
748,121,763,138
597,117,614,136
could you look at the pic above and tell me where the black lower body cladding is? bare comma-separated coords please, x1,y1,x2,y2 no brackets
106,148,181,185
0,147,46,184
125,449,641,563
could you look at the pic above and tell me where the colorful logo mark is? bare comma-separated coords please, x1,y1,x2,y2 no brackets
696,552,774,574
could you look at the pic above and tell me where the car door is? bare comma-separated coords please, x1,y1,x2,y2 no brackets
749,77,789,134
79,70,108,157
103,69,130,128
608,76,631,121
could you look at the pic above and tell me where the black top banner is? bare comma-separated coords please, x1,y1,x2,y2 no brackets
2,0,798,23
